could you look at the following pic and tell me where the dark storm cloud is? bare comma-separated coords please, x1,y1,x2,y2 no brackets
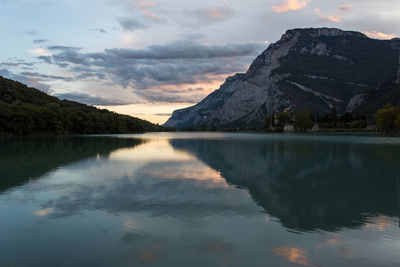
101,41,262,59
3,39,263,103
54,92,133,105
48,46,82,51
37,55,52,64
20,71,74,81
40,40,265,91
48,46,90,65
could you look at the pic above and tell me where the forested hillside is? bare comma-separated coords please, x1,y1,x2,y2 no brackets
0,76,162,134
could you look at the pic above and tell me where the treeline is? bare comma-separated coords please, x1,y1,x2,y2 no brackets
264,104,400,133
0,76,164,135
376,104,400,132
264,107,368,132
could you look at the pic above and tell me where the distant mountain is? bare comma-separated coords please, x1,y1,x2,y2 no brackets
0,76,161,134
165,28,400,129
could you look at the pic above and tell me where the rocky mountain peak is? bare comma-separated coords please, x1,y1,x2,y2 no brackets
286,27,367,38
164,28,400,129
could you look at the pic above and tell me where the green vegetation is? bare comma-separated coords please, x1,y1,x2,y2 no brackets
0,76,166,135
264,107,371,132
276,112,291,127
375,104,400,132
294,110,314,131
263,116,272,132
0,136,144,191
318,107,367,130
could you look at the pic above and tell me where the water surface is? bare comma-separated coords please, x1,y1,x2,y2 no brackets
1,133,400,266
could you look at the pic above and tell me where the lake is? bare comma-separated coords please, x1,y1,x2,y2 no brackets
1,132,400,267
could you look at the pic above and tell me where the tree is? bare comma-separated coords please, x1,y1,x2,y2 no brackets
277,112,290,127
295,110,314,131
264,115,272,132
0,76,163,135
376,104,400,132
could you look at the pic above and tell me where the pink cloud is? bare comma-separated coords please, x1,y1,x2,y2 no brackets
135,1,162,21
135,1,157,8
274,246,310,266
314,8,343,23
202,8,230,19
363,31,396,39
272,0,309,13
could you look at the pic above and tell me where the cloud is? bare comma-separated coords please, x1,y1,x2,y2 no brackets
37,55,52,64
363,30,396,39
272,0,309,13
195,7,232,20
273,246,310,266
1,61,34,67
314,8,343,23
180,7,233,26
30,47,51,57
153,113,172,116
48,45,82,51
19,71,74,81
41,40,263,89
54,92,134,105
22,30,38,36
135,1,157,9
33,39,48,44
136,89,207,103
99,41,262,60
48,46,88,65
118,17,147,31
339,5,353,12
32,40,263,103
135,0,163,21
38,159,259,219
0,68,52,93
89,28,107,33
182,33,206,40
33,208,54,216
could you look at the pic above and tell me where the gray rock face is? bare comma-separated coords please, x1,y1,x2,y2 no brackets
397,51,400,84
164,28,400,129
346,94,366,113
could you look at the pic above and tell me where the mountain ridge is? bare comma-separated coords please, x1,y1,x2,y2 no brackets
165,27,400,129
0,76,161,134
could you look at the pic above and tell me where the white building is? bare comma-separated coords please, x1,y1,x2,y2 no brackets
284,124,295,132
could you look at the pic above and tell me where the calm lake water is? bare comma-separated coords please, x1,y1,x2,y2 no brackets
1,133,400,267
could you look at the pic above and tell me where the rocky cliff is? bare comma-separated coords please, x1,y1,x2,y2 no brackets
165,28,400,129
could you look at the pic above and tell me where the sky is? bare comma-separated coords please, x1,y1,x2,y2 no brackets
1,0,400,124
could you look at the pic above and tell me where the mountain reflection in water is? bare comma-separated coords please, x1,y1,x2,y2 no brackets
0,133,399,267
169,137,400,232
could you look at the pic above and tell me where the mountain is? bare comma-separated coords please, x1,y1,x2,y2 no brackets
165,28,400,129
0,76,161,134
170,137,400,232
